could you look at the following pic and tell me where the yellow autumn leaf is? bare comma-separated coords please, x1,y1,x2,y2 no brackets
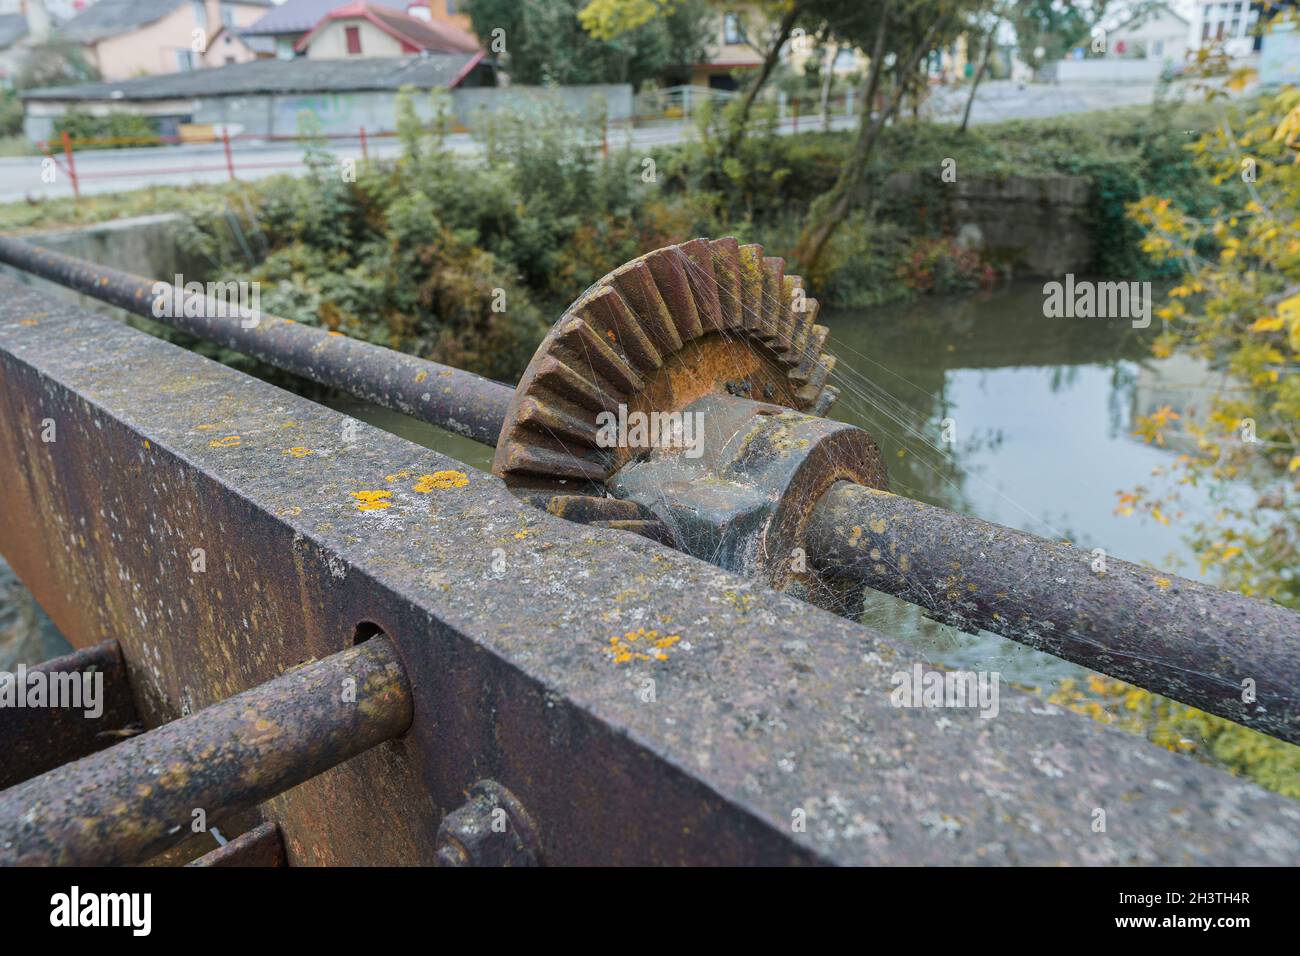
1289,456,1300,473
1250,315,1285,332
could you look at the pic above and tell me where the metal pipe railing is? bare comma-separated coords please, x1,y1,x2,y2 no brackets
0,636,411,866
806,481,1300,744
0,236,514,445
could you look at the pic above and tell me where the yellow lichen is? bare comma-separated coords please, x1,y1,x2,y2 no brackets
351,490,392,511
412,470,469,492
283,447,313,458
607,627,683,664
385,469,412,482
1154,577,1172,589
415,370,428,383
208,435,241,448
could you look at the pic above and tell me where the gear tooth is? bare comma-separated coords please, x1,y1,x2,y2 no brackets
609,260,683,354
782,296,820,364
547,495,647,523
679,238,725,332
555,316,644,396
791,325,830,383
533,355,622,414
811,384,840,417
708,237,743,329
760,256,786,344
515,394,602,448
737,244,766,334
577,286,662,373
646,246,703,341
504,443,611,482
795,353,836,405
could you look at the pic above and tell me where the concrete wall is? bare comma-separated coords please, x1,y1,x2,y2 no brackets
0,214,203,309
886,171,1094,277
1054,57,1170,82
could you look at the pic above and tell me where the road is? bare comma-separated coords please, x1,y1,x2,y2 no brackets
0,80,1160,204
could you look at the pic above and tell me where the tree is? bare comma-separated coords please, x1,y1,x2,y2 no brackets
466,0,711,88
792,0,972,275
1007,0,1107,71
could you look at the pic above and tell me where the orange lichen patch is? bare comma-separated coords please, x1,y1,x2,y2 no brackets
1154,577,1172,590
385,469,412,482
328,331,345,337
412,470,469,492
415,370,428,383
195,423,219,431
18,319,38,327
279,506,303,517
208,435,242,448
607,628,682,664
351,490,392,511
283,447,313,458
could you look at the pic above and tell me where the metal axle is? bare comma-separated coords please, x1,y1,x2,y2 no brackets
0,635,411,866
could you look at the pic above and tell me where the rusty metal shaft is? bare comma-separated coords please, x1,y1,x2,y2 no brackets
805,481,1300,744
0,640,138,790
0,635,411,866
0,236,514,445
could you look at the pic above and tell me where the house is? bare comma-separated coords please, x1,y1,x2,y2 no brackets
22,51,495,140
1106,2,1189,64
295,3,478,59
689,7,766,89
0,0,52,84
1188,0,1261,57
242,0,428,59
199,23,273,68
58,0,275,80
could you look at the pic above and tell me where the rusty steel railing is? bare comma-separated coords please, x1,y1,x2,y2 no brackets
2,235,1297,747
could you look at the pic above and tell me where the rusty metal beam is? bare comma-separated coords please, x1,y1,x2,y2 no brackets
0,639,139,789
805,482,1300,744
1,277,1298,864
0,235,514,445
0,636,410,866
187,823,286,868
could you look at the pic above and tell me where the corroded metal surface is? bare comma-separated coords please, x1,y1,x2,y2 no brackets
0,639,139,790
0,234,514,445
0,636,411,866
609,394,887,591
1,277,1298,865
806,482,1300,745
187,822,286,867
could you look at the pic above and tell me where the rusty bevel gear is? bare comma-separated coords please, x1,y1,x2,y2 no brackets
491,237,840,538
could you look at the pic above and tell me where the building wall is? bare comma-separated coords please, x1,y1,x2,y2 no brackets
87,1,270,81
199,30,262,69
427,0,472,34
25,84,634,142
302,19,407,59
1108,9,1188,62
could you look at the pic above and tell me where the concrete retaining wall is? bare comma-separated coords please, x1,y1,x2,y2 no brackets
886,171,1094,276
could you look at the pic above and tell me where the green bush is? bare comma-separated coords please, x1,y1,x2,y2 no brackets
52,111,161,149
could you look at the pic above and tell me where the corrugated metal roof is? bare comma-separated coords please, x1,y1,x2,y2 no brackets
23,52,484,101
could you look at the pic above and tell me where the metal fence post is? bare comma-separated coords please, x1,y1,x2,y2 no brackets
61,130,79,201
222,127,236,181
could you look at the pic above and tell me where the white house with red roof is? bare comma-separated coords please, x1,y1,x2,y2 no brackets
294,2,478,59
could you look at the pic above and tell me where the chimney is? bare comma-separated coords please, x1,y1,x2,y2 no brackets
21,0,52,43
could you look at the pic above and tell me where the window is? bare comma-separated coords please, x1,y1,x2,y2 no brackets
192,0,206,29
723,13,744,45
177,49,195,71
276,37,295,60
221,3,236,28
445,0,458,13
345,25,362,55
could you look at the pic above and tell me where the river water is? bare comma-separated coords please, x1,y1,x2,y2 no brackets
328,279,1243,693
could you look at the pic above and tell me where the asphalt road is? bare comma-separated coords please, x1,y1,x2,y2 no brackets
0,80,1160,204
